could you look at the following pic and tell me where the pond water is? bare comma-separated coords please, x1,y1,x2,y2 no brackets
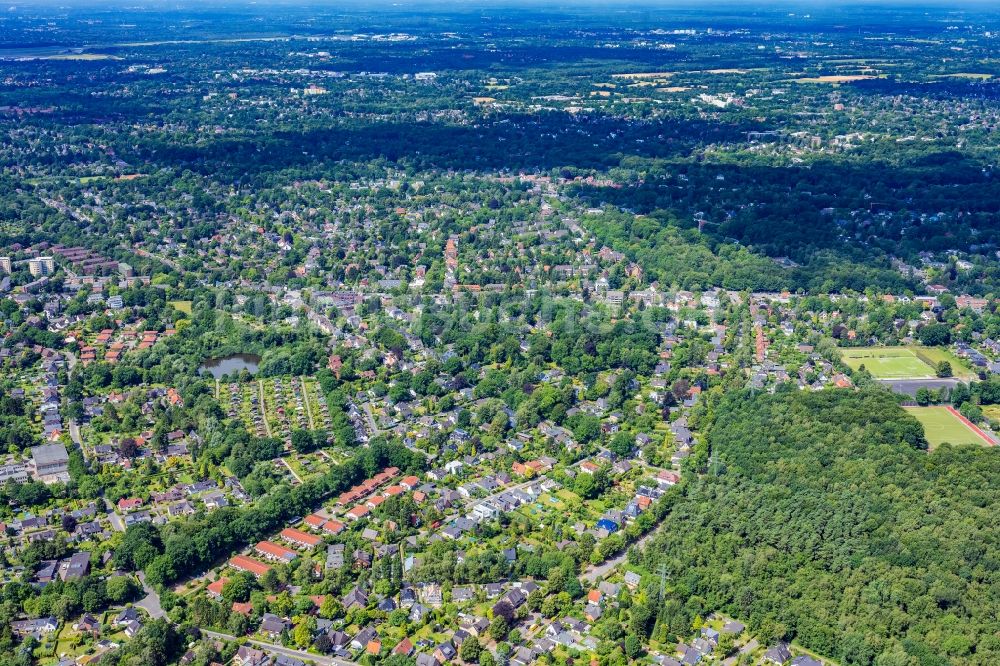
199,353,261,378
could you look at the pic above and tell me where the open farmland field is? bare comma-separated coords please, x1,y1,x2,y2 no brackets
794,75,879,84
929,73,993,80
610,71,676,79
904,406,994,449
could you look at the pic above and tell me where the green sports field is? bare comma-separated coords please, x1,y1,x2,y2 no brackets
841,347,934,379
904,406,986,449
840,346,975,380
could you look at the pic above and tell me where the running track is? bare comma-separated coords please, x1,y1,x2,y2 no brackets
946,406,998,446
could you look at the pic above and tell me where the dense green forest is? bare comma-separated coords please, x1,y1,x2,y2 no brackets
640,389,1000,666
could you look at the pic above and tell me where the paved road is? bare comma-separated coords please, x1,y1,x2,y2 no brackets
722,638,759,666
65,350,85,450
135,572,165,619
65,350,78,373
202,629,359,666
68,419,83,446
581,525,660,584
108,511,125,533
361,402,380,436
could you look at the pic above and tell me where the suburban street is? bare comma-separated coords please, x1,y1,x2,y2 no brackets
68,419,83,446
135,572,165,619
65,350,85,449
582,525,660,583
201,629,359,666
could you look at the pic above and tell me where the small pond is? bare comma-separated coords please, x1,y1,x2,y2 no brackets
199,353,261,378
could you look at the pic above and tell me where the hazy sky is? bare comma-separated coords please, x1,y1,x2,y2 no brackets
5,0,1000,6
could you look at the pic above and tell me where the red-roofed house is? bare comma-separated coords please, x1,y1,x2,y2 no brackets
280,527,322,549
656,470,680,487
393,638,414,657
229,555,271,578
117,497,143,512
231,601,253,615
304,514,326,529
207,578,227,599
323,520,345,535
346,505,370,521
255,541,298,563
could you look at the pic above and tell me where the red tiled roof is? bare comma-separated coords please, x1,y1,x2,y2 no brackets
255,540,297,561
323,520,345,534
280,527,322,547
229,555,271,577
207,578,226,596
232,601,253,615
346,505,370,520
304,514,326,528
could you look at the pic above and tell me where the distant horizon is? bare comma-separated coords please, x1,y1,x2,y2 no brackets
5,0,999,51
5,0,1000,7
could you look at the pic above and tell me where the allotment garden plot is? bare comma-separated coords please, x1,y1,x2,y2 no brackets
222,375,333,444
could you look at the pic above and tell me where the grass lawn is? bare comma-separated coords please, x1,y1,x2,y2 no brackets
904,406,987,449
537,493,566,510
841,346,976,380
55,625,83,658
555,489,579,503
168,300,193,315
910,346,978,380
841,347,935,379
